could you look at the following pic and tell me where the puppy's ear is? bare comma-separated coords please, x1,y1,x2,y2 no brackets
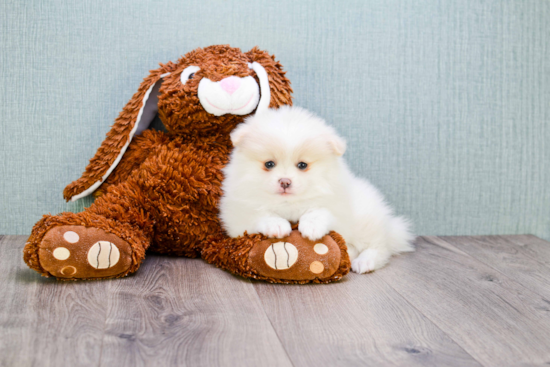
246,47,293,111
63,64,174,201
327,134,347,156
230,123,250,147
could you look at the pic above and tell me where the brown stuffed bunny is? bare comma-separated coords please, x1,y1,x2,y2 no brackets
23,45,351,284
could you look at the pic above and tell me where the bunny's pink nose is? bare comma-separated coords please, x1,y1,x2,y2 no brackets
219,76,241,94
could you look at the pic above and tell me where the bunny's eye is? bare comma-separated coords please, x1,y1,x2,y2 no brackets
181,66,200,85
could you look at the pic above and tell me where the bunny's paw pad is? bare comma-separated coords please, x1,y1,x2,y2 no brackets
38,225,133,279
248,230,341,281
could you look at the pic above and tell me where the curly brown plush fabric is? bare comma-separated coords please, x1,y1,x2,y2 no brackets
24,45,351,283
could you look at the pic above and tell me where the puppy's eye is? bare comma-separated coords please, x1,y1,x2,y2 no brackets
297,162,308,170
265,161,276,169
188,73,195,80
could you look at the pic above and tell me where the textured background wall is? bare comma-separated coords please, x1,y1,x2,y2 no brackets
1,0,549,239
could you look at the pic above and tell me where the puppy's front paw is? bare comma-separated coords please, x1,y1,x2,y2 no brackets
298,209,333,241
256,217,292,238
298,221,330,241
351,248,390,274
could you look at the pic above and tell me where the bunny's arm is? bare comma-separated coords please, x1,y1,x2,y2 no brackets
92,129,171,198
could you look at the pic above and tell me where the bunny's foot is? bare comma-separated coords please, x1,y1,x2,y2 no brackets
24,213,149,280
202,229,351,284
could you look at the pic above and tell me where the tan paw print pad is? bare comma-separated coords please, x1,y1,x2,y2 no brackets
264,242,298,270
38,225,132,279
249,230,341,280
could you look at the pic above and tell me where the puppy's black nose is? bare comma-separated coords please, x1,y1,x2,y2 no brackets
279,178,291,189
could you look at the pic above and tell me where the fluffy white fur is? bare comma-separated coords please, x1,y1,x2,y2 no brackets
220,106,415,273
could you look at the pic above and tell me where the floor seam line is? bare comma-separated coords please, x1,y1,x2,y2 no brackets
378,274,486,367
95,279,112,367
250,282,296,367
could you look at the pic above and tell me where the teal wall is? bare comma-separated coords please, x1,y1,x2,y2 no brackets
1,0,549,239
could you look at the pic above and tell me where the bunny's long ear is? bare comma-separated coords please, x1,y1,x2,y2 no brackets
246,47,293,111
63,67,172,201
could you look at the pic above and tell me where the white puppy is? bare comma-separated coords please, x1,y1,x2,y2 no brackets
219,106,415,273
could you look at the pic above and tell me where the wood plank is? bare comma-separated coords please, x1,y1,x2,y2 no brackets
502,234,550,266
4,233,550,366
440,235,550,300
254,272,481,366
0,235,109,367
0,235,36,367
98,256,292,367
378,236,550,367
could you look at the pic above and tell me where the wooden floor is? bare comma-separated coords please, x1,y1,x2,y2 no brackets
2,235,550,366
